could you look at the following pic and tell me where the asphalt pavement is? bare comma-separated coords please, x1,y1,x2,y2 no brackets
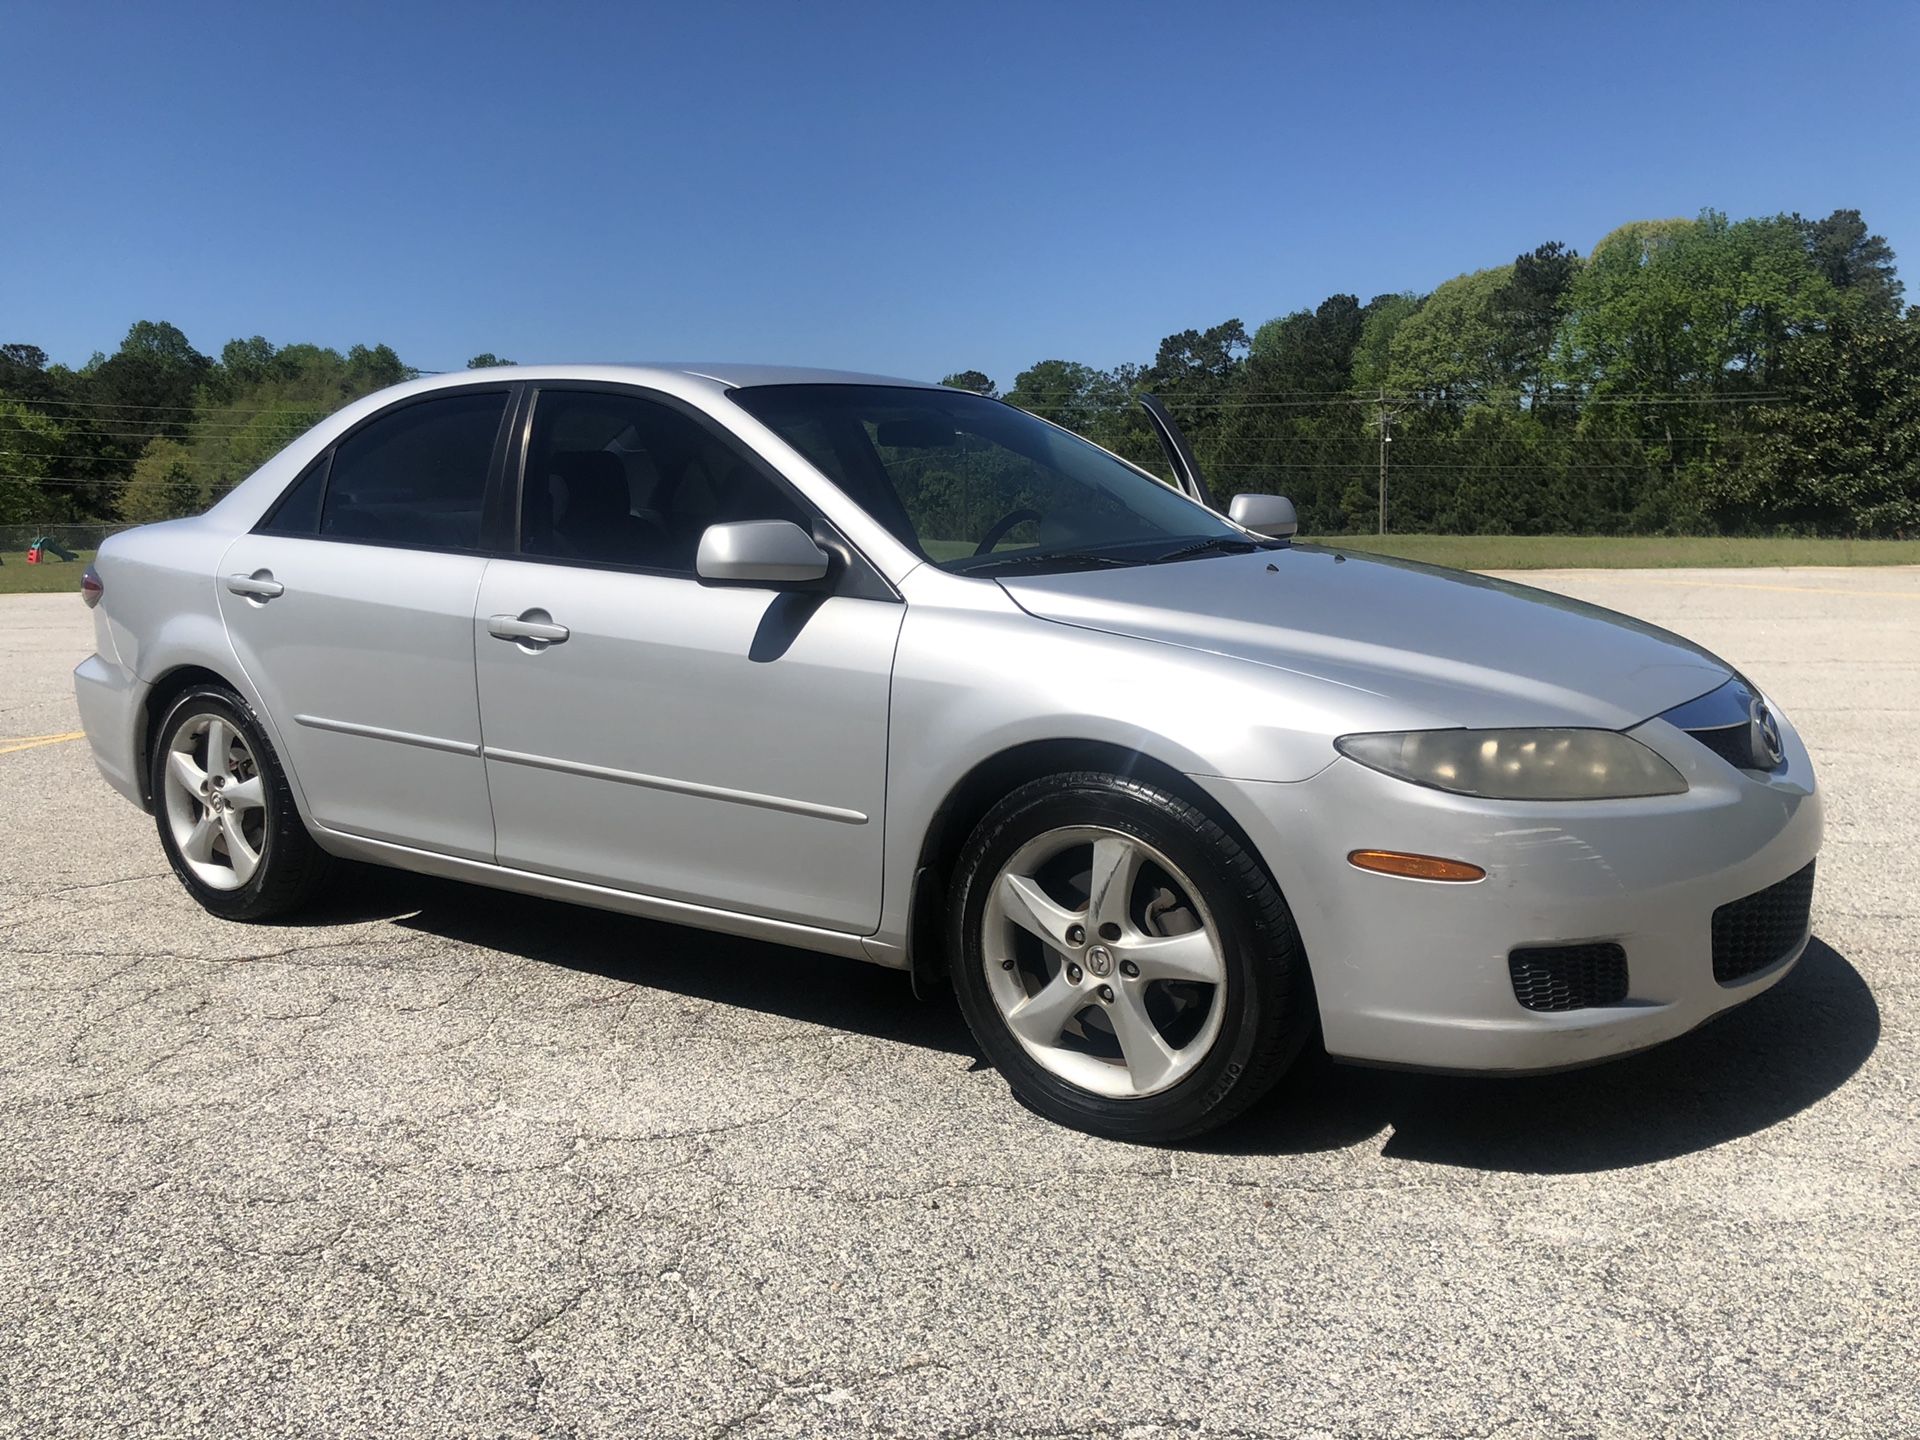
0,568,1914,1438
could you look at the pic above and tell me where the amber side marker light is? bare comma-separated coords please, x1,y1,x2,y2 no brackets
1347,849,1486,882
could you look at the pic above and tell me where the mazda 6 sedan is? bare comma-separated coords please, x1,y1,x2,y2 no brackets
74,364,1822,1141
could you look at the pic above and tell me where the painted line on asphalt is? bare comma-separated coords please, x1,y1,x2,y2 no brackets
0,730,86,756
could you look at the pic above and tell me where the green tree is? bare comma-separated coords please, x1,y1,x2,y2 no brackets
189,338,417,497
1494,242,1581,402
1249,295,1365,389
1349,293,1423,391
1386,265,1519,404
0,397,69,525
349,344,409,389
1798,209,1903,319
1717,313,1919,533
120,437,203,522
1221,297,1371,524
1559,212,1839,395
940,370,996,396
1145,319,1248,427
90,320,212,451
467,353,514,369
1005,359,1105,431
218,336,280,392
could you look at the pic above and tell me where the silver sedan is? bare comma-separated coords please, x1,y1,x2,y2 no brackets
74,365,1822,1141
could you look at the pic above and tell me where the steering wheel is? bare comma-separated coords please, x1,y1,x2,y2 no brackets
973,508,1044,556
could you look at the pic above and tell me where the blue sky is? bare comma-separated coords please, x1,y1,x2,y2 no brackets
5,1,1916,386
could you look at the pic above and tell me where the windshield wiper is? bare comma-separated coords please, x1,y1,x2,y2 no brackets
1148,536,1267,565
962,549,1141,575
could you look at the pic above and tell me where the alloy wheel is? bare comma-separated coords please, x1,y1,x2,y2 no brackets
981,825,1227,1098
162,712,268,891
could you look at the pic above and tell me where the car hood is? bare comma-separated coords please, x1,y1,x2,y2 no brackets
997,545,1732,730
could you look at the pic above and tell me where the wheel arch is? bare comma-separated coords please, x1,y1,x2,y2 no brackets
136,665,245,809
139,660,305,817
904,737,1279,999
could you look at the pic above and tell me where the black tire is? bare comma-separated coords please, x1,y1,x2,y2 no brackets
149,683,334,921
949,770,1311,1143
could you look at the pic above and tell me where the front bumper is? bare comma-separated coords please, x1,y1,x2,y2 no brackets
1199,712,1823,1072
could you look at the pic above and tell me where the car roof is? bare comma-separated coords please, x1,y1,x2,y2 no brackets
449,362,947,392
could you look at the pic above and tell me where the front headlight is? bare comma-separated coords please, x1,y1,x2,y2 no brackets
1335,728,1688,800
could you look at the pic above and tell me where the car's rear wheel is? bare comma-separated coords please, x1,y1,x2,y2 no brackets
950,770,1311,1142
150,684,333,920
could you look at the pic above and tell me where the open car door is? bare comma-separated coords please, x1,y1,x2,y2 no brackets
1137,394,1213,509
1137,394,1299,542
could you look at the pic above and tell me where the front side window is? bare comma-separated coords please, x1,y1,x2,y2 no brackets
519,388,809,573
730,385,1246,573
317,390,509,550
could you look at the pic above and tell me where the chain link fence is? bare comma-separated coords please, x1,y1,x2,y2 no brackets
0,523,133,559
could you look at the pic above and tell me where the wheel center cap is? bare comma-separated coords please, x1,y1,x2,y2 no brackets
1086,945,1114,977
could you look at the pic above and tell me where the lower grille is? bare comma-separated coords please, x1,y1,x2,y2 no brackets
1509,943,1630,1012
1712,861,1816,984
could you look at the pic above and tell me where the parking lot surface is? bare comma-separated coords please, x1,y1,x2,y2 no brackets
1,567,1915,1438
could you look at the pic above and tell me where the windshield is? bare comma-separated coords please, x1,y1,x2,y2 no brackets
728,384,1247,573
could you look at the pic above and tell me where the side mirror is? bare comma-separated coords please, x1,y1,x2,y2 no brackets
1228,493,1298,540
696,520,831,586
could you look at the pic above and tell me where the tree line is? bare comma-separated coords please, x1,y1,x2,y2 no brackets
945,208,1915,537
2,206,1914,536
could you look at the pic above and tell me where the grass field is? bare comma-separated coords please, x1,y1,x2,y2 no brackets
0,550,95,595
1313,534,1920,570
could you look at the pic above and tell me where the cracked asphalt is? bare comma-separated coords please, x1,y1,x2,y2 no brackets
1,567,1915,1439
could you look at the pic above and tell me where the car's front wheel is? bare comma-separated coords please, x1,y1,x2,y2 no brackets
949,770,1311,1142
150,683,333,921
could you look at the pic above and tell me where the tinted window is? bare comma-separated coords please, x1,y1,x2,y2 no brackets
520,389,809,572
258,453,329,536
730,385,1237,572
319,391,509,550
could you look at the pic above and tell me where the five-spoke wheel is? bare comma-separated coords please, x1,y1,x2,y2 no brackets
951,770,1311,1142
150,684,333,920
162,712,268,890
984,827,1226,1098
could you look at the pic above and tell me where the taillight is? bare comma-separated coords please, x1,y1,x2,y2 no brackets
81,564,103,609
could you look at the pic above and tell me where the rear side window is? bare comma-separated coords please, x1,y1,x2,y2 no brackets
317,391,509,550
258,453,330,536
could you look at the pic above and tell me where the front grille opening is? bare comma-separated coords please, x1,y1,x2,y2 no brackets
1508,943,1630,1012
1712,861,1816,985
1686,722,1754,770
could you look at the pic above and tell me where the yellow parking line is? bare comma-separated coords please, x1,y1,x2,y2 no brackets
0,730,86,756
1559,575,1920,600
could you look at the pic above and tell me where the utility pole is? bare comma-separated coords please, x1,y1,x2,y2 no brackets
1372,388,1411,535
1377,388,1391,535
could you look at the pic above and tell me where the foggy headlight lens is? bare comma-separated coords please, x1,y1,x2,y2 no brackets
1335,728,1688,800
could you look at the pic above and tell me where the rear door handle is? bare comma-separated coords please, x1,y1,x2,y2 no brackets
487,610,570,646
226,571,284,600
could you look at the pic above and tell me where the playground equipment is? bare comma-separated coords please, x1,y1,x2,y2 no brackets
24,535,78,564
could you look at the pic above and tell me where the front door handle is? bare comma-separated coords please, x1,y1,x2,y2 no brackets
487,610,570,647
226,571,284,601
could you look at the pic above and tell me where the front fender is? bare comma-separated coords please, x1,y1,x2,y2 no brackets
868,581,1423,957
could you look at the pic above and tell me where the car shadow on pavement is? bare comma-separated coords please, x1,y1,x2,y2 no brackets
1215,937,1879,1173
309,870,1877,1174
312,866,979,1058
